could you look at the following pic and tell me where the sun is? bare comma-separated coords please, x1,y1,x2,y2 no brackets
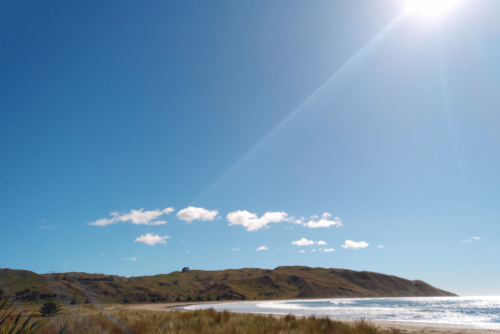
405,0,460,16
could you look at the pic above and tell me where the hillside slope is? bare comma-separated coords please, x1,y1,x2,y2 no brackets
0,266,456,304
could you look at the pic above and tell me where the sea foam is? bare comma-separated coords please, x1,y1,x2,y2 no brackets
181,296,500,329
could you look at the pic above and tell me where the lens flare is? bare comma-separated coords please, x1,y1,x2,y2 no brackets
406,0,460,16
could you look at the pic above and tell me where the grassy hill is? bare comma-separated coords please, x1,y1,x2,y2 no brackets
0,266,456,304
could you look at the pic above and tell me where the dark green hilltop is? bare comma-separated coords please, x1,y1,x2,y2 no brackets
0,266,456,304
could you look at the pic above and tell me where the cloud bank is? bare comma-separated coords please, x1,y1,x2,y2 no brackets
177,207,219,222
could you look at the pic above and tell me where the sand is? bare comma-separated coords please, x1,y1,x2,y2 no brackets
123,301,500,334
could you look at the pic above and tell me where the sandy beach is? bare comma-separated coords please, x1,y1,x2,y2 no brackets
124,301,500,334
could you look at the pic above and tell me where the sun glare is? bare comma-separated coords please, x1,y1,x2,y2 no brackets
406,0,460,16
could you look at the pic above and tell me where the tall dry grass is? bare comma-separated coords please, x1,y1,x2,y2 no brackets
33,304,392,334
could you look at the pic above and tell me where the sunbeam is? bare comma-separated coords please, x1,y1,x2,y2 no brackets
192,12,409,204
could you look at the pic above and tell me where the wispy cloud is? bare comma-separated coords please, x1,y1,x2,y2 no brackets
378,245,385,249
256,245,268,251
323,248,335,252
295,213,342,228
88,208,174,226
299,250,305,253
227,210,291,231
461,237,480,243
318,241,327,245
232,248,240,251
177,207,219,223
342,240,369,249
39,226,56,230
311,249,317,252
134,233,170,246
124,257,138,261
100,253,105,256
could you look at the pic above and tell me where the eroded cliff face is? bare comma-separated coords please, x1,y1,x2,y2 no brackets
0,266,456,304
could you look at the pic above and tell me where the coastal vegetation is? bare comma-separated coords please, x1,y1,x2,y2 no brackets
0,298,45,334
2,302,393,334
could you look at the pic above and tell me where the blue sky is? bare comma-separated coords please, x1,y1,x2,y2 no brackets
1,0,499,296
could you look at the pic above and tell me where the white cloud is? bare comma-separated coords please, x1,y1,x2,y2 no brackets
227,210,291,231
378,245,385,249
88,217,116,226
185,250,189,253
177,207,219,223
342,240,369,249
462,237,480,243
39,226,56,230
303,213,342,228
294,217,306,225
256,245,268,251
232,248,240,251
292,238,316,246
88,208,174,226
118,208,174,225
323,248,335,252
134,233,170,246
299,250,305,253
311,249,317,252
318,241,327,245
124,257,138,261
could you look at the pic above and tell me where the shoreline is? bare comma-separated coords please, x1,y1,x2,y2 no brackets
124,301,500,334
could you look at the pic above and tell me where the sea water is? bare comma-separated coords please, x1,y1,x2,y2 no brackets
181,296,500,329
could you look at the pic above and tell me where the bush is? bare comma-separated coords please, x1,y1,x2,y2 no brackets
70,295,78,305
39,301,61,317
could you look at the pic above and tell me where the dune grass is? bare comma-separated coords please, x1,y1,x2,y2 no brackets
19,304,392,334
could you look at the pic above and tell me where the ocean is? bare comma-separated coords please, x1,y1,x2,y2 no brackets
180,296,500,329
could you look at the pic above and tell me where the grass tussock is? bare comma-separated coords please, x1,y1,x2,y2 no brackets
22,304,395,334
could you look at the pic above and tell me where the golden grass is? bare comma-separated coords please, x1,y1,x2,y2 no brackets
17,304,395,334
